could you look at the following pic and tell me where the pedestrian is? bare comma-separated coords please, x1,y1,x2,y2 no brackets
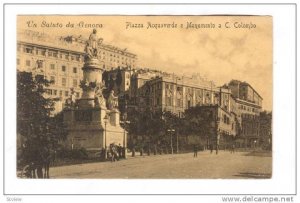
122,146,126,159
117,144,122,159
110,144,116,162
132,146,135,157
140,147,144,156
193,144,198,157
147,144,151,156
231,144,235,154
210,144,213,154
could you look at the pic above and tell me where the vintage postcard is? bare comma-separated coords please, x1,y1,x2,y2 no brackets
16,15,272,180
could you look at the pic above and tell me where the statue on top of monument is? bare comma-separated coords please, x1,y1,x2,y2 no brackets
107,90,119,110
85,29,103,60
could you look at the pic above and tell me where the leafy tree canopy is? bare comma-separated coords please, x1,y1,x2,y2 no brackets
17,71,67,166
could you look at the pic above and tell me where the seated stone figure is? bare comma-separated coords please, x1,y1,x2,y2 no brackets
65,88,77,109
107,90,118,110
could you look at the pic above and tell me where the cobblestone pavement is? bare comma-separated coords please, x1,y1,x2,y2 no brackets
49,150,272,179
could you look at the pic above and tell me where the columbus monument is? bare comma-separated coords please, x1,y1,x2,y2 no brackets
63,29,126,156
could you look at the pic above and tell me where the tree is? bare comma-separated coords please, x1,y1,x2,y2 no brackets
183,106,213,136
17,71,67,168
115,68,123,93
126,109,183,150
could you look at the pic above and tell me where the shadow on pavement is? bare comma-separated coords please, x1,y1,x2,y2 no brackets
234,172,272,179
243,151,272,157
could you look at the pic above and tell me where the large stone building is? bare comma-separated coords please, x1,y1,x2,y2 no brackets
227,80,263,147
228,80,262,116
124,73,267,149
124,72,239,149
17,29,137,113
133,73,232,116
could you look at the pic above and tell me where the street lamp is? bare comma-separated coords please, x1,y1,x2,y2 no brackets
167,128,175,154
103,114,108,160
176,130,179,154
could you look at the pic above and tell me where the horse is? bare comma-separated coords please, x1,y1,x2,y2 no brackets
41,147,55,178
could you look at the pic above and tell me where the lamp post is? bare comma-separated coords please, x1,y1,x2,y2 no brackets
103,114,108,160
167,129,175,154
176,130,179,154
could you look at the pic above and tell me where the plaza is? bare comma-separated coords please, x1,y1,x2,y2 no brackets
49,150,272,179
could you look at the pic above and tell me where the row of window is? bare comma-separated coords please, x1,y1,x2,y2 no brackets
18,59,80,74
164,95,215,108
223,114,231,124
239,104,258,113
19,45,136,63
46,89,80,97
54,65,78,74
108,53,135,62
165,84,217,98
50,76,78,87
108,58,135,65
19,46,82,62
50,76,78,88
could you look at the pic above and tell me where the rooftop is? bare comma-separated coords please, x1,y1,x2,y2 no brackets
17,29,137,57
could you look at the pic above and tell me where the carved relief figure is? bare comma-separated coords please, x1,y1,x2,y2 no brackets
94,83,106,108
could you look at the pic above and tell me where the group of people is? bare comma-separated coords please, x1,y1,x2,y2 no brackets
193,143,236,157
104,143,126,162
21,146,55,179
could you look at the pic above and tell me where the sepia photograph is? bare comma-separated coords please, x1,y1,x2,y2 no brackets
15,15,273,180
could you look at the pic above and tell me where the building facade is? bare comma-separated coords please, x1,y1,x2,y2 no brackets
228,80,262,116
259,111,272,150
228,80,263,147
126,75,267,149
17,29,137,114
142,74,232,116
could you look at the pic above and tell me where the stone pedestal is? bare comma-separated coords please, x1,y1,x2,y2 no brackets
64,107,126,151
109,109,120,126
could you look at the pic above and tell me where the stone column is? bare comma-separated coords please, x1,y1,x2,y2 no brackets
78,58,104,108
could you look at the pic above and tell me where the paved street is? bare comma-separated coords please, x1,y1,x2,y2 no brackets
49,151,272,179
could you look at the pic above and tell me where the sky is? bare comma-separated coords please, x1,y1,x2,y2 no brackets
18,15,272,110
